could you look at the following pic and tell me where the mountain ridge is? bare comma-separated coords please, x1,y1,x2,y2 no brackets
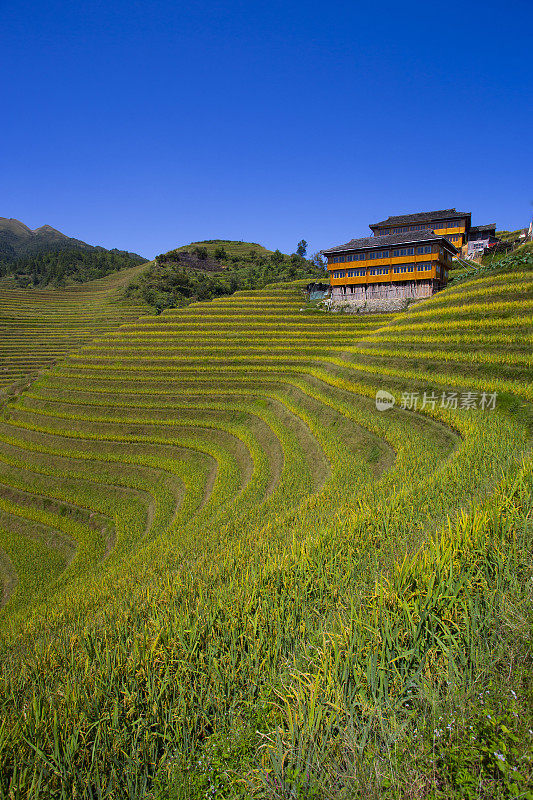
0,217,144,261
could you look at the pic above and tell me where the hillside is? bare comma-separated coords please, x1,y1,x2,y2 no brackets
496,227,528,242
0,254,532,798
126,239,326,311
170,238,274,259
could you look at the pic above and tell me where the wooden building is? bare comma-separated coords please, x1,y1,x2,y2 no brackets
369,209,471,253
467,224,498,257
324,230,457,303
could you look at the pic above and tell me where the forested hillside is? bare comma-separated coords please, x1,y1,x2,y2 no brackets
0,218,92,261
1,248,148,287
0,217,147,287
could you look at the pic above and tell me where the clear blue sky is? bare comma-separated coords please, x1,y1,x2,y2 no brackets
2,0,532,258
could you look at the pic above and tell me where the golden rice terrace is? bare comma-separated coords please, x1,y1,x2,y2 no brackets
0,261,532,798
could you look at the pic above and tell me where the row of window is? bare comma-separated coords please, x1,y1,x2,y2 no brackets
433,221,465,230
332,262,439,279
329,245,434,264
378,221,465,234
394,263,437,273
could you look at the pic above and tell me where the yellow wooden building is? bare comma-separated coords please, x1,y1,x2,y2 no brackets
324,229,457,303
369,208,471,252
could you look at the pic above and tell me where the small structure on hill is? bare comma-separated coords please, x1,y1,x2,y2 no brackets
467,224,498,257
305,282,330,300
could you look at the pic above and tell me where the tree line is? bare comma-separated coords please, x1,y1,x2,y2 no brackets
0,248,148,287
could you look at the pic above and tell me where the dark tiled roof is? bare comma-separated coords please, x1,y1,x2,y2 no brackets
323,230,458,254
469,224,496,232
370,208,471,227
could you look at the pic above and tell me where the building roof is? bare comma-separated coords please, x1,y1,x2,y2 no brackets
323,229,458,255
469,224,497,233
370,208,471,228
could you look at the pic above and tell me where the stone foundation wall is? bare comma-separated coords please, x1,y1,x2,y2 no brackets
326,297,414,314
327,280,439,313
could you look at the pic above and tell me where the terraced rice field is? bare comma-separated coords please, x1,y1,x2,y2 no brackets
0,269,532,798
0,264,149,398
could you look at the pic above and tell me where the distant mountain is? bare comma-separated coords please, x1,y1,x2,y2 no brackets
0,218,144,261
0,218,148,287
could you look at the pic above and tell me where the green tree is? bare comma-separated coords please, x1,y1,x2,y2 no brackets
214,246,227,260
310,252,327,271
296,239,308,258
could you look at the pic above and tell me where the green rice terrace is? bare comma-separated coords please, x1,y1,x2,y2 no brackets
0,264,149,400
0,250,532,798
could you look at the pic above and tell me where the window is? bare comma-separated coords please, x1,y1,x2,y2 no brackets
347,269,365,277
417,262,432,271
416,245,432,254
333,270,345,278
393,264,414,274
